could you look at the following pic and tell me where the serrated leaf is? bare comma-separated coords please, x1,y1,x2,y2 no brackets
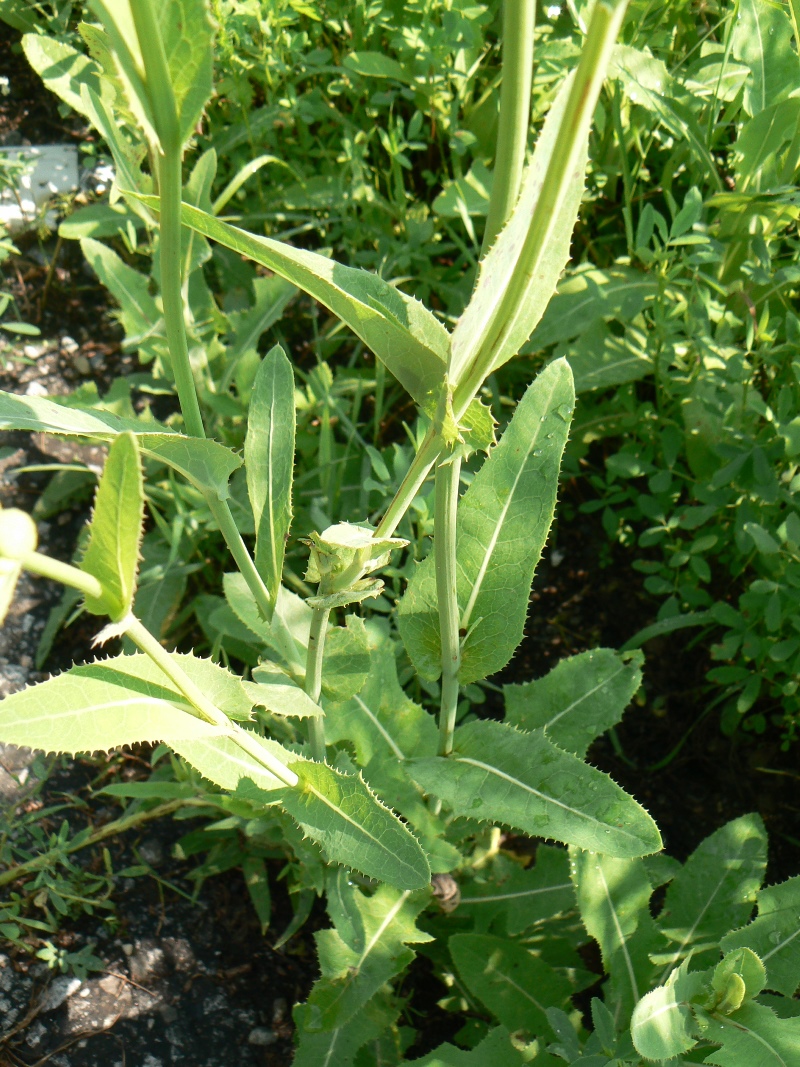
458,844,575,935
245,344,295,616
450,70,587,382
325,626,437,764
171,732,293,793
411,1026,537,1066
630,962,702,1061
450,933,572,1035
398,359,573,683
504,649,643,757
21,33,108,119
223,573,309,674
657,814,767,976
700,1001,800,1067
81,432,143,619
322,615,371,701
302,881,431,1032
571,848,660,1021
732,0,798,117
80,237,162,364
0,657,223,754
721,876,800,996
713,948,766,1009
0,391,242,499
293,992,399,1067
155,0,214,144
278,761,430,891
409,720,661,858
245,669,322,718
136,196,449,406
79,85,153,225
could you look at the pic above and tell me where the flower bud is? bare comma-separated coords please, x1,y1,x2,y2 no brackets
0,508,38,559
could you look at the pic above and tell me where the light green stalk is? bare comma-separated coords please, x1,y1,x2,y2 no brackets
17,548,298,787
124,616,298,787
306,607,331,762
435,452,462,757
481,0,536,256
20,550,103,602
375,426,442,539
129,1,274,621
453,0,628,419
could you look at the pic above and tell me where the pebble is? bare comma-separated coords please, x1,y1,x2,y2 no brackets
24,380,49,397
247,1027,278,1047
39,975,82,1013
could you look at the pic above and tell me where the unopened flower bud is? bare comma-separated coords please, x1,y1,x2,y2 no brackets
0,508,38,559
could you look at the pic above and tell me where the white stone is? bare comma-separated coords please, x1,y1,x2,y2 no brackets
0,145,79,234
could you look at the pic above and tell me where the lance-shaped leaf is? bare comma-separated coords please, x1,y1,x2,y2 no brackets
80,237,163,365
657,814,767,977
0,658,225,754
458,844,575,936
0,391,242,499
321,616,371,702
301,880,432,1032
293,991,399,1067
21,33,108,119
398,359,573,683
630,961,702,1061
721,876,800,996
410,720,661,858
152,0,214,145
245,344,295,615
245,669,322,719
731,0,798,117
571,847,660,1021
325,627,437,765
450,933,572,1035
133,196,449,406
700,1001,800,1067
504,648,643,757
171,732,296,794
81,432,144,619
279,761,430,891
413,1027,535,1066
449,73,583,384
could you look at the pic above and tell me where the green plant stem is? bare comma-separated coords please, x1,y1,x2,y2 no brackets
375,426,443,539
435,453,462,757
481,0,536,256
306,607,330,762
20,551,103,601
124,616,299,787
0,799,188,889
452,0,628,418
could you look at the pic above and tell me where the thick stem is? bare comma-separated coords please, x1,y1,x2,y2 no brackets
124,617,299,787
435,453,462,757
481,0,536,256
305,607,330,761
158,145,207,441
21,551,103,601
